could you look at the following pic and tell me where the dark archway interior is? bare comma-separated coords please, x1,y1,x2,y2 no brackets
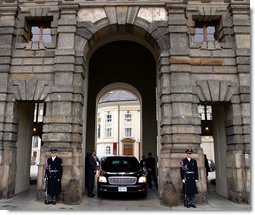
86,41,157,158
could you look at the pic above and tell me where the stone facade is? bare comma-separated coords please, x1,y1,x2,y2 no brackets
0,0,250,206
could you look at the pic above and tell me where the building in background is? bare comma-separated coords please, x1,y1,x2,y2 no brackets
97,90,141,160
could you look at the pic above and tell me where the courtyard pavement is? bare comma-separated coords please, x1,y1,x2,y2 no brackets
0,184,251,212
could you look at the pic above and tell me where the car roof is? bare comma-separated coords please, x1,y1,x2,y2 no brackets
105,155,137,159
103,156,139,161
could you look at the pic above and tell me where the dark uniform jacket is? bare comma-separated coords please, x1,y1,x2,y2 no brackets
180,158,198,195
45,156,63,196
145,156,156,172
86,155,97,194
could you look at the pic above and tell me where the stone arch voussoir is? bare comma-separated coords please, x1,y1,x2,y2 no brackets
194,79,239,103
8,79,52,101
76,6,169,59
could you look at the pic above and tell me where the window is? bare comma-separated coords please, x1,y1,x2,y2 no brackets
105,146,111,155
124,113,132,137
198,105,212,120
125,128,132,137
34,102,45,123
97,116,101,138
27,20,52,43
194,21,219,43
32,136,39,148
105,113,112,138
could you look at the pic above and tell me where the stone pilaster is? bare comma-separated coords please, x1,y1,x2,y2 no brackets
159,1,206,206
39,2,83,204
0,0,18,198
226,0,250,203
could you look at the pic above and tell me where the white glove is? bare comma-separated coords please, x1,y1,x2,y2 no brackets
182,179,185,183
195,180,198,182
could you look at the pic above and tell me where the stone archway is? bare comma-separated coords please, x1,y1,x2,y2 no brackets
0,1,250,207
85,40,158,171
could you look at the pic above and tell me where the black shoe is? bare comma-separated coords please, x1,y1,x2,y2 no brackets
87,193,95,197
186,204,190,208
190,203,196,208
52,201,56,205
45,200,51,205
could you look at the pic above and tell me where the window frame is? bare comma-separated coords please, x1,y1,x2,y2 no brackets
124,113,132,137
104,112,113,138
26,19,52,44
194,20,220,43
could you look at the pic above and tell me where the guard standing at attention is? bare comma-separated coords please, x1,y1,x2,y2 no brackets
180,148,199,208
45,148,63,205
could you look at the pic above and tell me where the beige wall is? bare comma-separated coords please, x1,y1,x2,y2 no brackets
96,100,141,159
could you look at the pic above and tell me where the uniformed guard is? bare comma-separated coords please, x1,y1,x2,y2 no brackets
45,148,63,205
180,148,199,208
145,152,158,189
86,149,97,197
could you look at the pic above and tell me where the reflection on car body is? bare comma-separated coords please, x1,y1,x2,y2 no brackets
97,156,147,197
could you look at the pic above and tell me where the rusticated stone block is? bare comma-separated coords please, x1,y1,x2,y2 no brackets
161,181,179,206
63,179,81,205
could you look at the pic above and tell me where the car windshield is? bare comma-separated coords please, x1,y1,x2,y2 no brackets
102,156,141,172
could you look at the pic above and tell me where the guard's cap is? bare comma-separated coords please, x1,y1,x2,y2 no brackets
185,148,193,154
50,148,58,152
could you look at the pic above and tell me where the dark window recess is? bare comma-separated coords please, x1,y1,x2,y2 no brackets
27,20,52,43
194,21,220,43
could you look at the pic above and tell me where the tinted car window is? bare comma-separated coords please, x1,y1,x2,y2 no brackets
102,157,141,172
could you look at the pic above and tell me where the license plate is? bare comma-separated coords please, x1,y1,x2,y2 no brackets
118,187,127,192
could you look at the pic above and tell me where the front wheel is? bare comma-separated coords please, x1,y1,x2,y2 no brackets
97,185,103,198
140,191,147,198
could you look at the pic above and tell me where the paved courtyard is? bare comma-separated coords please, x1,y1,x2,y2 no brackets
0,184,250,212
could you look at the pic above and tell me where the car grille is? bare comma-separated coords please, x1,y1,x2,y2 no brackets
108,176,137,185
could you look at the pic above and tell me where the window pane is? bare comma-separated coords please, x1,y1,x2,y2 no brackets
125,128,132,137
43,28,51,34
97,123,101,138
105,114,112,137
198,105,205,120
106,146,111,155
206,106,212,120
42,28,52,43
194,34,204,43
207,26,216,41
31,26,40,42
195,27,203,34
34,103,38,122
207,34,215,42
105,128,112,137
207,26,215,34
42,35,52,43
38,103,44,122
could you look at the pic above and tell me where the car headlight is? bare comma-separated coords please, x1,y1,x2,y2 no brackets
98,176,107,183
138,176,147,183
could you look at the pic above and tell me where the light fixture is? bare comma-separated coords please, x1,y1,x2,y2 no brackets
33,128,37,132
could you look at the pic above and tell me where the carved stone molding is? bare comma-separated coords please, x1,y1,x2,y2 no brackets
194,79,238,102
9,79,51,101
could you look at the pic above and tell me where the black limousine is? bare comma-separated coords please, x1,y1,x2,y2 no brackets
97,156,147,197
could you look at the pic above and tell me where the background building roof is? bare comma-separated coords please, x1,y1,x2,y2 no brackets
99,90,138,103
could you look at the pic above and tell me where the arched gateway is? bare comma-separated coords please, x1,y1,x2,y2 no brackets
0,0,250,206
